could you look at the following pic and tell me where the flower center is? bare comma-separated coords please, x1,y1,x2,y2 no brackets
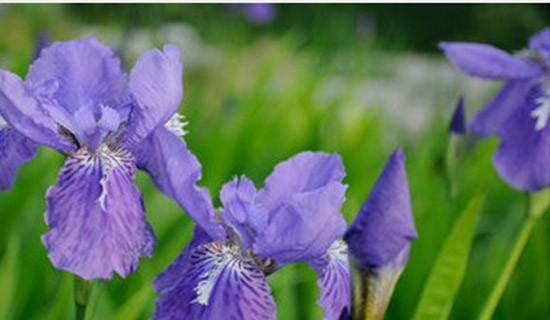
531,88,550,131
164,113,188,138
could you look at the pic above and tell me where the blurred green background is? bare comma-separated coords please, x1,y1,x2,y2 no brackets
0,4,549,320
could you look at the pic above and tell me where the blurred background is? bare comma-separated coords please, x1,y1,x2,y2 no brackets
0,4,549,319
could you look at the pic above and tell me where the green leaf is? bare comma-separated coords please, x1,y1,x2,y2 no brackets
0,236,19,320
112,285,154,320
413,192,485,320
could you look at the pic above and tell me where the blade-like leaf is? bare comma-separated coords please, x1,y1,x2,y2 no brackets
0,236,19,320
113,285,154,320
413,192,485,320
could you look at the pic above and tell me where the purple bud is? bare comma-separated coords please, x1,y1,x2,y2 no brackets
449,96,466,134
244,4,276,25
33,31,50,61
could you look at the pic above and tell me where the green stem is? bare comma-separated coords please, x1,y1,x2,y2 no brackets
478,194,546,320
74,276,93,320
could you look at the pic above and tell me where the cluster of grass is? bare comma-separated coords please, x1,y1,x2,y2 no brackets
0,4,548,320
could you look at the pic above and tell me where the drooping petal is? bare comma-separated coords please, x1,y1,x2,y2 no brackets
133,127,225,240
0,126,38,190
254,181,347,265
26,37,129,115
154,227,212,293
257,151,346,212
529,28,550,52
310,240,351,320
439,42,542,80
470,79,538,136
493,88,550,191
42,145,155,280
153,241,276,320
344,149,417,270
123,45,183,147
220,176,268,247
0,70,74,152
449,96,466,134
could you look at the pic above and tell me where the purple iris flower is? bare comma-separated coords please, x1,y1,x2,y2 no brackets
440,28,550,191
153,151,350,320
0,37,223,280
244,3,276,25
343,149,418,319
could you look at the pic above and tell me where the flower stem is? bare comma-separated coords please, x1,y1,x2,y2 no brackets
74,275,93,320
479,191,549,320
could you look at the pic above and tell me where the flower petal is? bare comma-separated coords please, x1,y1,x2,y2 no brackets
221,176,268,247
133,127,225,240
124,45,183,147
493,90,550,191
257,151,345,212
529,28,550,52
310,240,351,320
0,126,38,190
344,149,417,270
153,241,276,320
0,70,73,152
449,96,466,134
439,42,542,80
26,37,129,115
470,79,538,136
254,181,347,265
42,146,154,280
154,226,212,293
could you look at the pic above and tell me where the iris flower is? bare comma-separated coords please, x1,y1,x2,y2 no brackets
0,37,221,280
440,28,550,191
153,152,350,320
344,149,418,319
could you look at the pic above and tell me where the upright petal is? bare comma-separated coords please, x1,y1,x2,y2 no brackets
254,181,347,265
0,126,38,190
310,240,351,320
153,241,276,320
529,28,550,52
257,151,345,212
134,127,225,240
0,70,74,152
493,89,550,191
124,45,183,147
439,42,542,80
43,145,155,280
470,79,538,136
344,148,417,270
26,37,129,115
221,176,268,247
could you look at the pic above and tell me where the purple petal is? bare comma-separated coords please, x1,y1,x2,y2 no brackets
0,70,74,152
254,181,347,265
154,227,212,293
220,176,268,247
43,145,154,280
244,4,276,25
257,151,346,212
449,96,466,134
439,42,542,80
310,240,351,320
26,37,129,115
0,126,38,190
133,127,225,240
344,149,417,270
153,242,276,320
123,45,183,147
471,79,538,136
493,88,550,191
529,28,550,52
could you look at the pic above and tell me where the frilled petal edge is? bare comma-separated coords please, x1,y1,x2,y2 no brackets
42,146,154,280
0,127,38,190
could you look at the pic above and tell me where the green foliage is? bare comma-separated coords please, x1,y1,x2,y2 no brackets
413,192,485,320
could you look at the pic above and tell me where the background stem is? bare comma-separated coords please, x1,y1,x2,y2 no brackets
74,276,93,320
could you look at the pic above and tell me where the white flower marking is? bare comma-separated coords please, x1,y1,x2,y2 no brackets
532,95,550,131
165,113,188,138
0,115,7,129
